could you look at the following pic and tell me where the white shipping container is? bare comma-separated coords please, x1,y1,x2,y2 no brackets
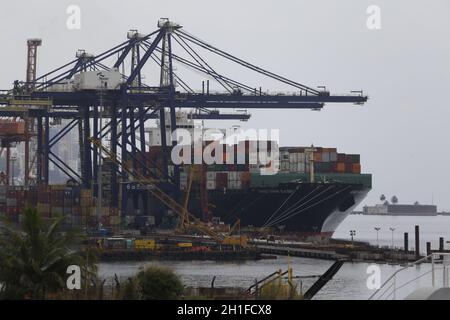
297,163,306,173
289,153,298,162
298,153,305,163
280,161,290,172
289,163,297,172
281,151,290,161
330,152,337,162
206,171,216,181
228,172,238,181
229,181,241,189
322,152,330,162
206,180,216,190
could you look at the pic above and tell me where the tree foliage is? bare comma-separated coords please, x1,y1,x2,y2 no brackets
118,265,184,300
391,195,398,204
0,207,95,299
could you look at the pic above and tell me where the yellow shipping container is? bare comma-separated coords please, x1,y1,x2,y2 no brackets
221,236,248,247
177,242,193,248
134,239,156,250
110,216,121,225
50,184,66,191
81,189,92,198
80,207,91,217
101,207,110,216
80,198,93,207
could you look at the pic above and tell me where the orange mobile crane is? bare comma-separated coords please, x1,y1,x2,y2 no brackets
89,137,248,248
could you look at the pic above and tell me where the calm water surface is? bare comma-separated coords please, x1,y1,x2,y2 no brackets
98,215,450,300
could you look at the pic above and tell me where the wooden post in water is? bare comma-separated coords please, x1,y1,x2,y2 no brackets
426,242,431,256
415,225,420,258
404,232,409,253
439,237,444,260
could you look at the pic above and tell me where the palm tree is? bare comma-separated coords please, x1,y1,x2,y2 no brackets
391,195,398,205
0,207,96,299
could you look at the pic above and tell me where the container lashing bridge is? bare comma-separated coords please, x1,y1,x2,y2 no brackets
0,18,368,225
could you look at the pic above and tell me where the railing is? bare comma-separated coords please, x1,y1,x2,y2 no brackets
369,252,450,300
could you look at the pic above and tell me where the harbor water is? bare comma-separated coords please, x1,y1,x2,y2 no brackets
98,215,450,300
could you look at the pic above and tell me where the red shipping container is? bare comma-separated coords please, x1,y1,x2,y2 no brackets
215,173,228,189
313,152,322,162
352,163,361,174
337,153,346,162
345,155,353,163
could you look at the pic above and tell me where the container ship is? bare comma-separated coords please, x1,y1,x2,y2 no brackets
138,145,371,238
129,112,372,238
0,113,372,239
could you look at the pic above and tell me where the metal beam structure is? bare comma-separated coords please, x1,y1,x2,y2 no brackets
0,19,368,222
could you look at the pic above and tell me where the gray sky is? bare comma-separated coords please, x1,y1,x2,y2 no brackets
1,0,449,210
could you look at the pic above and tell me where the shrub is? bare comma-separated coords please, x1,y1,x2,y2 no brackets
136,266,184,300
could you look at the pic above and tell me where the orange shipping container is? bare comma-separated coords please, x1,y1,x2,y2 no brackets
313,152,322,162
0,121,25,135
352,163,361,174
240,171,251,182
337,162,346,173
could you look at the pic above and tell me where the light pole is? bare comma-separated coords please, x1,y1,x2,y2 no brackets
350,230,356,246
374,227,381,247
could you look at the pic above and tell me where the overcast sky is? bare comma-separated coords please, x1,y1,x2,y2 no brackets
1,0,449,210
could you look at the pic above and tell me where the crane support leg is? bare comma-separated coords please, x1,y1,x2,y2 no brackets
110,104,119,209
82,105,92,188
92,105,98,196
138,105,149,214
36,116,43,184
44,111,50,184
120,94,128,219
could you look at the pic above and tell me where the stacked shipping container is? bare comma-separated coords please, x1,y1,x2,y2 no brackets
0,142,363,224
279,147,361,175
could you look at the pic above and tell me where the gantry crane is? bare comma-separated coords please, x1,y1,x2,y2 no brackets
89,136,247,247
0,18,368,225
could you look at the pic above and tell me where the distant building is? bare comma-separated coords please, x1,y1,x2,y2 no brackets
362,203,437,216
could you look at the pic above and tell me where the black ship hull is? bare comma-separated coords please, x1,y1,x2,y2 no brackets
141,182,370,238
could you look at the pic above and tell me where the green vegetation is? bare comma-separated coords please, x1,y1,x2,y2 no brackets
0,207,96,299
117,265,184,300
